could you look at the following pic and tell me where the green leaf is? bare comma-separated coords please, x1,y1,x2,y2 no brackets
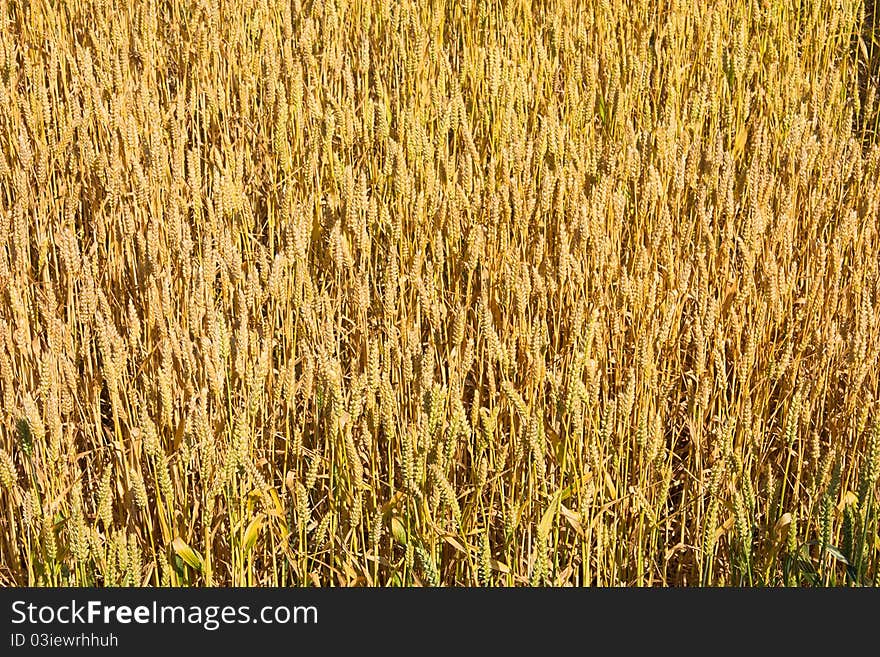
242,514,264,557
171,537,204,572
390,516,407,546
825,545,849,565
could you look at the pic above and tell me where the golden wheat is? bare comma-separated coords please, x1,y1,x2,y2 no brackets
0,0,878,587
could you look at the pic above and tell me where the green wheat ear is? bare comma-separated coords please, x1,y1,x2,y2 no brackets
16,418,33,456
478,529,492,587
415,545,440,587
857,421,878,510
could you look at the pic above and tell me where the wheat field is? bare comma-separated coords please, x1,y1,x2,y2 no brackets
0,0,879,587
